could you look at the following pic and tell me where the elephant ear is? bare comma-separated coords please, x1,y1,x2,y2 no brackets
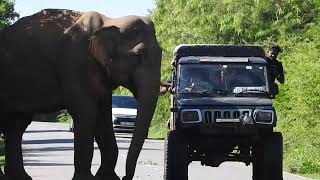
88,26,120,66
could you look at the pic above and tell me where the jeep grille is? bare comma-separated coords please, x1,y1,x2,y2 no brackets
203,109,252,123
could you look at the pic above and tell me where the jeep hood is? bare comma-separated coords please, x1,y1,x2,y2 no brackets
177,97,273,106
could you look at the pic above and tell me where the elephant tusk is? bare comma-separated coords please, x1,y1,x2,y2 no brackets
128,42,145,55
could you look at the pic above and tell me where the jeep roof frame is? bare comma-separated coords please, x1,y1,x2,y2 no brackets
173,44,266,64
178,56,268,64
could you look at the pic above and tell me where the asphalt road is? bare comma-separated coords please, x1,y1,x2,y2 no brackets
21,122,313,180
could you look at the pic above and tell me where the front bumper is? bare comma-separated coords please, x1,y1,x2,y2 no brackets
113,118,135,133
113,125,135,133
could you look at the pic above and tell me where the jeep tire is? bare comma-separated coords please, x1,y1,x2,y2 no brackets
164,130,189,180
253,132,283,180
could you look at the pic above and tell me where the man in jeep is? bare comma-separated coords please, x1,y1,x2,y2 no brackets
179,68,214,92
265,44,285,97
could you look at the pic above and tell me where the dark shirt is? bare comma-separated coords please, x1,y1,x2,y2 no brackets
265,57,285,84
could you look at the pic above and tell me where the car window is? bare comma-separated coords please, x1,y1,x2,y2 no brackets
112,96,138,109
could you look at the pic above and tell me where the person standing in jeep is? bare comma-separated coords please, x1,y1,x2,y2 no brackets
266,44,285,97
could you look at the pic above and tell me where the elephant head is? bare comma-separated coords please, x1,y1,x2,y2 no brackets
88,17,162,180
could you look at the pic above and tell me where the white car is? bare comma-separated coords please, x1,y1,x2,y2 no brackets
69,95,137,133
112,95,137,133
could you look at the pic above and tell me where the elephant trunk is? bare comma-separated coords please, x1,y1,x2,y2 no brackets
124,74,159,180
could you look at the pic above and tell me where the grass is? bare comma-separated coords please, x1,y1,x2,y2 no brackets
283,161,320,179
297,173,320,180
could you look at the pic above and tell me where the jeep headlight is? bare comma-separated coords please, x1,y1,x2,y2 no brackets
253,109,274,124
181,109,202,123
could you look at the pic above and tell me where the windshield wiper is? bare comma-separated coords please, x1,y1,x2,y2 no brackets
234,89,270,97
200,88,229,95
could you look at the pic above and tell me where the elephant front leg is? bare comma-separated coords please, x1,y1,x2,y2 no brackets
3,116,32,180
94,96,120,180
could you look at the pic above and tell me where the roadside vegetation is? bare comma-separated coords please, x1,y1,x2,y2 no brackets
1,0,319,178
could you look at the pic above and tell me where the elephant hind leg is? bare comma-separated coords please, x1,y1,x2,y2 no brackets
94,96,120,180
2,113,32,180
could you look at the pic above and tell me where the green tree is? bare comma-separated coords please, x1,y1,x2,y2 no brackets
153,0,320,46
0,0,19,29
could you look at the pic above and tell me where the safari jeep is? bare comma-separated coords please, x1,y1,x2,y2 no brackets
164,45,283,180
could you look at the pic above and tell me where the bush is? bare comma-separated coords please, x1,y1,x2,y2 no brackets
274,38,320,174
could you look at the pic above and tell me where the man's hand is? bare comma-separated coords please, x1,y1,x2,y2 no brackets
159,86,169,96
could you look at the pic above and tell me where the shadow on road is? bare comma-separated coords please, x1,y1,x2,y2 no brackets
23,139,74,145
25,130,70,133
23,146,74,153
24,162,74,167
23,138,132,145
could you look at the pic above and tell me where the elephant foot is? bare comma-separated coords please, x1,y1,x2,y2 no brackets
95,169,120,180
6,173,32,180
72,173,97,180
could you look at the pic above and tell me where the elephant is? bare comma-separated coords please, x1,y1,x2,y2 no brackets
0,8,162,180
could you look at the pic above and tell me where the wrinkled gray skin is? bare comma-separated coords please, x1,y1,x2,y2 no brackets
0,9,162,180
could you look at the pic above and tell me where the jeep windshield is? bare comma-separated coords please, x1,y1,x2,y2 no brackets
177,63,269,96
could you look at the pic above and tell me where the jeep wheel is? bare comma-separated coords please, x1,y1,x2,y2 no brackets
164,130,189,180
253,132,283,180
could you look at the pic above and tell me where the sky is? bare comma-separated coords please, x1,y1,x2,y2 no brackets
14,0,156,18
